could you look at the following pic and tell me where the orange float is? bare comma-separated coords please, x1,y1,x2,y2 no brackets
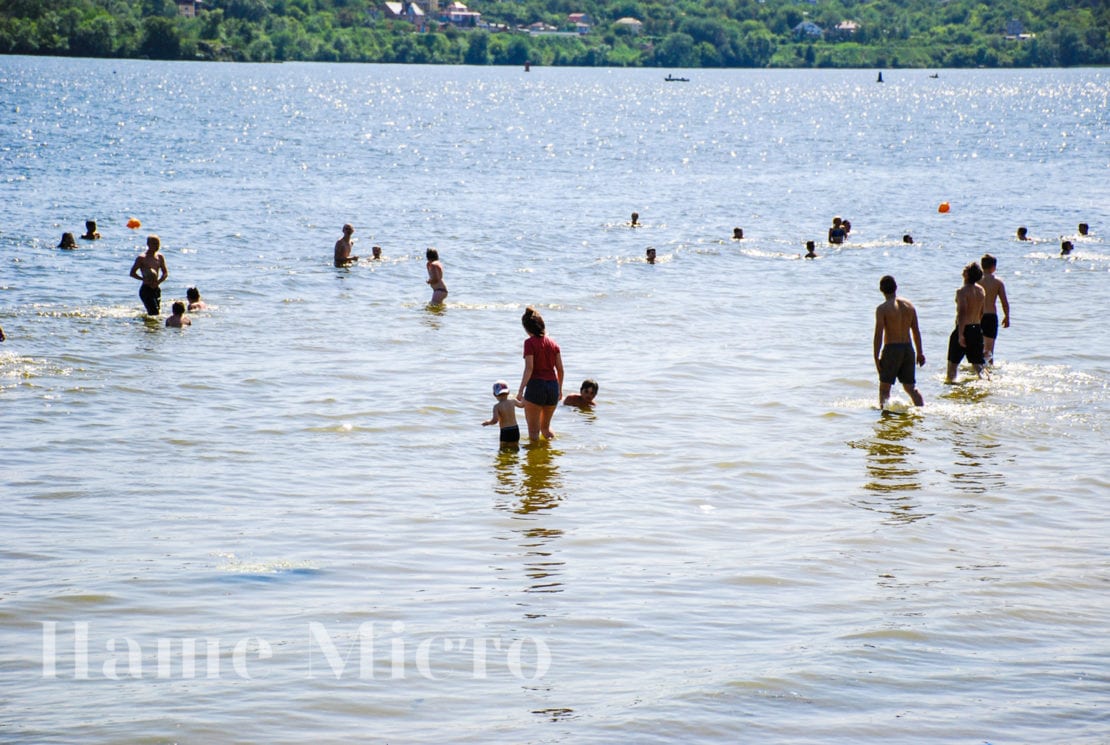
127,218,142,229
937,202,950,214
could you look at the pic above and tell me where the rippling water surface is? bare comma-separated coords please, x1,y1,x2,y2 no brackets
2,58,1108,744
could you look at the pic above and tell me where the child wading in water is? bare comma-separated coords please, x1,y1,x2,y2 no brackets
482,380,524,446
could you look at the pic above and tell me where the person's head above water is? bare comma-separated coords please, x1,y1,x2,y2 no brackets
645,247,656,264
732,227,744,239
1078,223,1089,236
372,245,382,259
630,212,639,226
342,224,353,236
879,275,897,296
902,234,914,244
1060,240,1073,255
1016,226,1028,240
187,287,201,302
171,301,186,316
58,232,77,249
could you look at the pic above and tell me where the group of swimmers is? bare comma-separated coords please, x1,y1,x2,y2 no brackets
1017,223,1088,255
126,233,207,327
333,224,448,306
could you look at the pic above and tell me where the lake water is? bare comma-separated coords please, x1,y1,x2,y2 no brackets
1,57,1108,744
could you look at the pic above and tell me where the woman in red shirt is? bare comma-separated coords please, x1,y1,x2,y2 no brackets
517,306,564,442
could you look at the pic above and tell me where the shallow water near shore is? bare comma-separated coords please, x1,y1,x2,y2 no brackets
1,58,1109,744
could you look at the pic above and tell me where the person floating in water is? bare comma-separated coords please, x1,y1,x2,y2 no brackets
58,232,77,249
1060,240,1074,256
804,241,817,259
902,234,914,244
165,301,191,328
371,246,382,260
946,262,987,383
732,227,744,240
186,287,207,311
563,379,599,408
874,275,925,408
1077,223,1089,236
978,254,1010,365
1016,226,1029,241
645,247,656,264
334,224,358,267
828,217,846,245
482,380,524,447
129,234,168,315
81,220,100,240
426,248,448,305
630,212,640,227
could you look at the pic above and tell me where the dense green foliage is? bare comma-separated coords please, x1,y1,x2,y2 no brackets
2,0,1107,67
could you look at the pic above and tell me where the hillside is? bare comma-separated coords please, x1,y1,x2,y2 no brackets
2,0,1107,67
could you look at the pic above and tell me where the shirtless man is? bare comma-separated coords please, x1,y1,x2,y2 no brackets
978,254,1010,364
946,262,987,382
129,235,168,315
873,275,925,408
334,224,358,267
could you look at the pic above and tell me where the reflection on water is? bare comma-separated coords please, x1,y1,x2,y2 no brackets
491,445,566,606
939,382,1008,495
848,412,931,525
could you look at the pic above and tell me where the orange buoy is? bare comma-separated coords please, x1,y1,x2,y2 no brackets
127,218,142,229
938,202,950,214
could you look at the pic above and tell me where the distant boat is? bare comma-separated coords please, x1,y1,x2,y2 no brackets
929,73,939,78
664,74,690,82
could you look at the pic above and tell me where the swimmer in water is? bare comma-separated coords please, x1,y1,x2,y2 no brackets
58,232,77,249
129,234,168,315
804,241,817,259
902,234,914,244
165,301,191,328
1060,240,1073,256
186,287,207,311
630,212,640,227
874,275,926,408
81,220,100,240
334,224,358,267
1078,223,1089,236
426,248,448,305
1016,226,1029,241
732,227,744,240
563,379,599,408
645,247,656,264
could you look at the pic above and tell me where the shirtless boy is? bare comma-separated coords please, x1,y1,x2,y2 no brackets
946,262,987,382
563,379,599,408
129,235,168,315
978,254,1010,364
165,301,191,328
873,275,925,408
483,380,524,445
334,224,358,267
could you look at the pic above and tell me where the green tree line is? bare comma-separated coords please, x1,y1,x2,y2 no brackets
1,0,1107,67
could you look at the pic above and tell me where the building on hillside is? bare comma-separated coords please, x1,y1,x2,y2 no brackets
176,0,201,18
613,17,643,35
1003,19,1034,40
442,1,480,27
384,1,426,31
793,21,823,40
567,12,592,34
